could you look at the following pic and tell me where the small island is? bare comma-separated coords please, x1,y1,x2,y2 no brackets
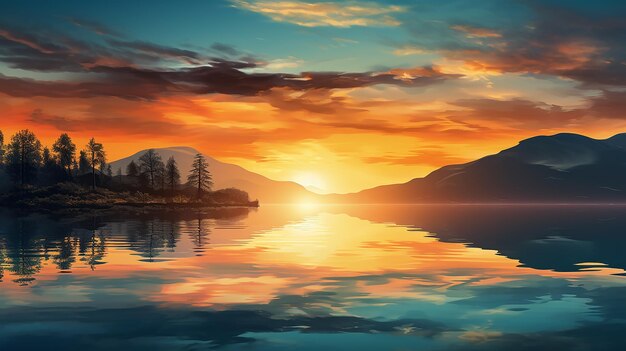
0,129,259,210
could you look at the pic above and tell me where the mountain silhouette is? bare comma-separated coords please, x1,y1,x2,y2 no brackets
109,147,311,203
328,133,626,203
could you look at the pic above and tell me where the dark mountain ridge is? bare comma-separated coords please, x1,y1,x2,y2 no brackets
327,133,626,203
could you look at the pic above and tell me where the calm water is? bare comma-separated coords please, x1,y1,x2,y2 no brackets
1,205,625,350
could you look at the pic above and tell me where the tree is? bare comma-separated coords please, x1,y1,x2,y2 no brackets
116,167,123,183
52,133,76,179
78,151,90,175
0,129,5,165
126,160,139,178
99,159,107,175
156,164,166,191
5,130,42,186
138,149,164,189
165,156,180,194
187,153,213,197
126,160,139,177
84,138,106,190
71,159,79,178
40,146,63,184
42,147,52,164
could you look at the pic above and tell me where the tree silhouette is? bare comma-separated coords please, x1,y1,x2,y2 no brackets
190,216,211,255
42,147,51,164
52,133,76,179
165,156,181,194
126,160,139,178
138,149,164,189
0,129,5,165
80,230,106,270
116,167,123,184
5,129,42,186
132,219,170,262
41,146,64,184
78,150,90,175
53,236,76,272
0,242,5,282
187,153,213,197
156,163,166,191
6,219,44,286
84,138,106,190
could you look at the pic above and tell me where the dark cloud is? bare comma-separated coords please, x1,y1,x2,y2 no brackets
29,108,187,135
587,90,626,119
449,98,586,129
106,39,205,65
261,88,366,114
401,0,626,87
0,23,458,101
210,42,242,56
0,64,456,101
0,72,174,100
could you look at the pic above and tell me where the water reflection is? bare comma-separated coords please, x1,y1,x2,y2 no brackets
0,205,625,350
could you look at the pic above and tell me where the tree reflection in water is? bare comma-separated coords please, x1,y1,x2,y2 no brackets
0,208,247,284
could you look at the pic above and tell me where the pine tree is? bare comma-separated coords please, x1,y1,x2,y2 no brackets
84,138,106,190
5,130,42,186
78,151,90,175
0,129,5,165
165,156,181,194
138,149,164,189
52,133,76,179
126,160,139,177
187,153,213,197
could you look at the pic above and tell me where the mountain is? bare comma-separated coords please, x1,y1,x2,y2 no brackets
109,147,311,203
327,133,626,203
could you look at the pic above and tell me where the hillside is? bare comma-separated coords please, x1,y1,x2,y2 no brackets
326,133,626,203
110,147,311,203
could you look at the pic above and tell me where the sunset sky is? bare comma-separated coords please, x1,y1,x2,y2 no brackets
1,0,625,193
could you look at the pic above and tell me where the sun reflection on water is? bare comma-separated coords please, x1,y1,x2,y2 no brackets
0,206,625,350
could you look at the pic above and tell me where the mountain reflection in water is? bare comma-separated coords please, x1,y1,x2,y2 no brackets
0,205,625,351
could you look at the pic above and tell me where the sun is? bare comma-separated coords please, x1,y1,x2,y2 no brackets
292,172,328,194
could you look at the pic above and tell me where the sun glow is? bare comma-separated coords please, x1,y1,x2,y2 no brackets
295,199,322,212
292,171,327,193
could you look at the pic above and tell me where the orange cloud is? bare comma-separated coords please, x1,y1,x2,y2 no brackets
364,148,471,167
5,85,626,193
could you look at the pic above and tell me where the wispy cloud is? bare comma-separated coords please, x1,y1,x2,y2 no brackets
393,45,429,56
231,0,405,27
451,25,502,38
66,17,124,38
0,29,55,54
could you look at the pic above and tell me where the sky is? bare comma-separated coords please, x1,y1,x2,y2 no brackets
1,0,625,193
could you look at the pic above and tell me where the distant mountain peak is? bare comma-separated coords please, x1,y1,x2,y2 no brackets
329,131,626,203
500,132,612,170
109,146,311,203
158,146,201,153
136,146,202,156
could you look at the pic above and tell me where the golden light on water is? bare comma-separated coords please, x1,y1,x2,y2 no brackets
2,207,625,309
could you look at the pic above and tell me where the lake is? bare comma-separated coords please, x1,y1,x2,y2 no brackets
1,204,625,350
